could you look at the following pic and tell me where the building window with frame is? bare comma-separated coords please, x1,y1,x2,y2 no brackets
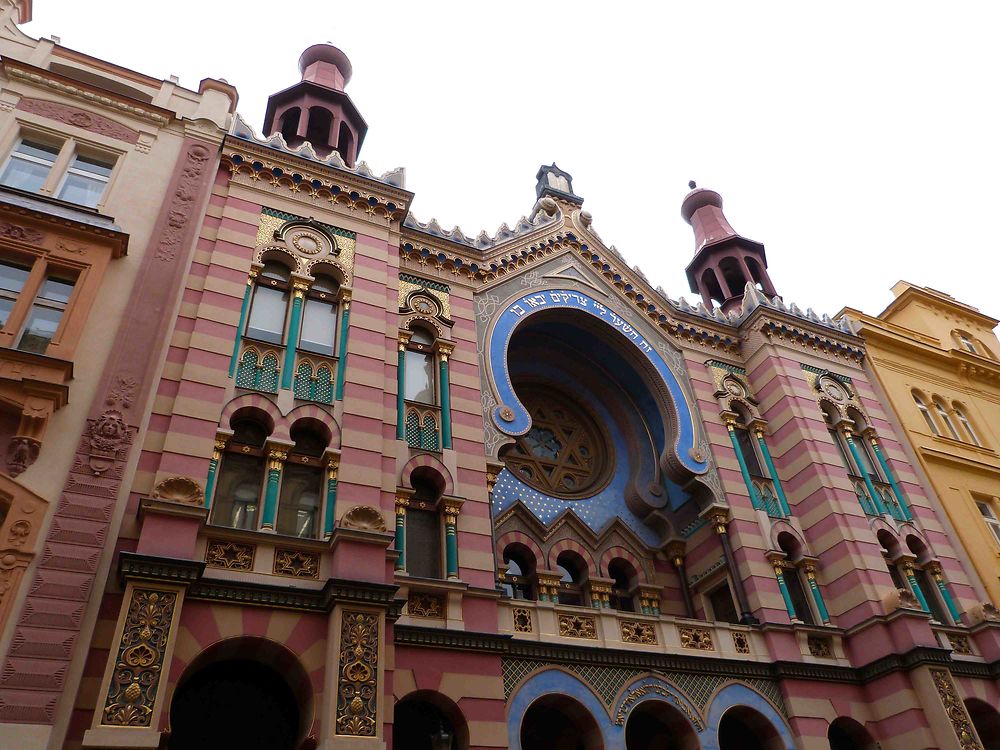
1,136,116,209
405,474,442,578
953,405,983,447
976,496,1000,546
912,392,939,436
275,425,327,538
297,273,339,355
210,417,270,531
500,544,536,601
0,139,60,194
707,580,740,624
933,398,961,441
246,262,291,344
608,558,637,613
956,331,979,354
555,550,587,607
0,256,79,356
403,327,436,404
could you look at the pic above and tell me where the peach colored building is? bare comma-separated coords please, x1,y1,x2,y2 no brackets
1,5,1000,750
844,283,1000,608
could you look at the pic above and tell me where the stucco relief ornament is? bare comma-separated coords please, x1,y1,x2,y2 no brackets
723,377,747,398
87,410,129,475
818,376,847,403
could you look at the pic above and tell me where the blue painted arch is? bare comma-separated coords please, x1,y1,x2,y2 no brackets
506,669,613,750
704,683,795,750
486,289,708,476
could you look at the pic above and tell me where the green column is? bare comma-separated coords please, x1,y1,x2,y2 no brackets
335,299,351,401
396,344,406,440
773,565,798,620
756,431,791,517
905,565,931,613
229,276,255,377
932,567,962,623
846,432,888,516
439,354,452,450
261,449,286,530
323,460,338,539
805,567,831,623
203,440,225,508
280,286,306,390
870,438,912,521
394,499,407,571
727,423,761,510
445,505,459,580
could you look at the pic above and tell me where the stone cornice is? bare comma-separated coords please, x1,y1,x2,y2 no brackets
222,136,413,220
2,59,173,127
742,305,866,363
117,552,400,613
396,626,973,686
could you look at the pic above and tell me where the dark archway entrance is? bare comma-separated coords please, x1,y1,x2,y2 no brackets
718,706,783,750
520,694,603,750
392,691,467,750
625,699,699,750
828,717,877,750
168,659,300,750
967,699,1000,750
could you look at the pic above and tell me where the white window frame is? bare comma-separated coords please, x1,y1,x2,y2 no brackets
977,499,1000,546
1,130,120,210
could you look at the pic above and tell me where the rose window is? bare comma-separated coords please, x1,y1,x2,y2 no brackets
504,386,611,499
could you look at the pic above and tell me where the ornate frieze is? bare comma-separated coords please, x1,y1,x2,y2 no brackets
620,620,657,645
807,635,833,659
512,607,532,633
336,611,379,737
406,592,445,619
273,549,319,579
930,668,982,750
679,627,714,651
205,540,255,571
614,682,704,730
558,614,597,639
101,589,177,727
16,97,140,143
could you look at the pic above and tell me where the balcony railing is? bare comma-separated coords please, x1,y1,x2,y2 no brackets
404,402,441,451
751,475,786,518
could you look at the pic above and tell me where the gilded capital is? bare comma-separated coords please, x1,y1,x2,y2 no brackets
267,449,288,470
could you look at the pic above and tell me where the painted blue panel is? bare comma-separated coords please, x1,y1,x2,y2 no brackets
703,683,796,750
488,290,707,475
506,669,616,750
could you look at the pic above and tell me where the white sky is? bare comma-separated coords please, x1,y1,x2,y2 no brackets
25,2,1000,322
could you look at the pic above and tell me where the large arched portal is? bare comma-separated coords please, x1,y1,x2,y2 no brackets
827,717,878,750
520,693,604,750
718,705,784,750
966,699,1000,750
624,699,699,750
392,691,468,750
168,659,301,750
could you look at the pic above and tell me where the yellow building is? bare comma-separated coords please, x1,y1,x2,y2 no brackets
844,282,1000,607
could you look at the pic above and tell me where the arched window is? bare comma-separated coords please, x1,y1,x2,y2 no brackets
912,392,939,435
701,268,724,307
337,122,356,166
406,472,442,579
246,262,291,344
953,405,983,447
404,327,436,404
211,416,270,530
305,107,333,152
777,534,815,625
298,273,339,355
956,331,979,354
555,550,587,606
933,398,961,440
877,531,910,592
718,256,747,298
906,536,951,624
279,107,301,145
501,544,536,600
608,558,637,612
975,495,1000,546
275,424,327,538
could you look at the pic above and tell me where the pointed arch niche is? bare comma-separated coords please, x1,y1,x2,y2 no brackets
482,288,713,547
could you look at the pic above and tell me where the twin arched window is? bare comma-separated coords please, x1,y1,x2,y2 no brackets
246,261,340,355
211,414,329,538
